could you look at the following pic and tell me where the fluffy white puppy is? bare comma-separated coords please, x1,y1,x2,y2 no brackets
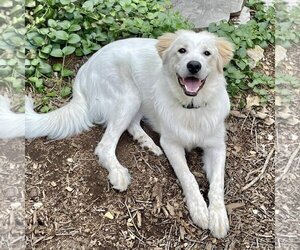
1,30,234,238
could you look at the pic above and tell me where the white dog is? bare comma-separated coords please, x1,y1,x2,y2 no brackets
1,30,234,238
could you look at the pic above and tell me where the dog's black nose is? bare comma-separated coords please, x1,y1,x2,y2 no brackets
187,61,201,74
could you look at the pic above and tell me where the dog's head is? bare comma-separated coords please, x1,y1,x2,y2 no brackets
156,30,234,97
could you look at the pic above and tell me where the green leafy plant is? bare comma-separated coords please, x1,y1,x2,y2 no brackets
0,0,25,93
275,1,300,48
25,0,191,106
208,2,276,102
275,73,300,104
20,0,300,112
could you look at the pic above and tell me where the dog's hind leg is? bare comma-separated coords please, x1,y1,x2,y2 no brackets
94,95,141,192
128,113,163,156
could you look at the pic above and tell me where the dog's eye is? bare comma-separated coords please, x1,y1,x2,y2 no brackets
178,48,187,54
204,51,211,56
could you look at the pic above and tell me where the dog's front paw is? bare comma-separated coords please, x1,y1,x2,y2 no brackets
141,141,163,156
208,204,229,238
187,197,209,229
108,167,131,192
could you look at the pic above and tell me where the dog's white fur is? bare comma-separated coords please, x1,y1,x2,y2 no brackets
0,95,25,138
0,30,234,238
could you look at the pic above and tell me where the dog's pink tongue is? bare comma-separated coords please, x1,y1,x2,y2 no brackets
183,77,201,93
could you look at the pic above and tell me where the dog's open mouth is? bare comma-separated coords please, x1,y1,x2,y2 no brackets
177,75,207,96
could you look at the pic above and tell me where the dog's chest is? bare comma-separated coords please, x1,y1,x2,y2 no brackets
158,105,225,148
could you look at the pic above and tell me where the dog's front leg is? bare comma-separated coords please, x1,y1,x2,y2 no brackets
160,137,209,229
203,144,229,238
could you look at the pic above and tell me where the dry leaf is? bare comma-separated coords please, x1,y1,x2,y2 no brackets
275,96,283,106
264,117,275,126
205,242,212,250
288,117,300,126
152,182,162,214
247,45,264,68
275,45,287,66
278,112,291,119
166,203,175,216
246,95,260,109
162,207,169,217
254,111,268,119
179,225,185,240
230,110,247,118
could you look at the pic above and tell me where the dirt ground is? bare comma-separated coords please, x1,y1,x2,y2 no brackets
24,114,275,250
22,44,277,249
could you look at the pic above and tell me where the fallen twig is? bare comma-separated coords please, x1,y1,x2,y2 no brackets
242,147,275,191
276,144,300,183
122,201,146,242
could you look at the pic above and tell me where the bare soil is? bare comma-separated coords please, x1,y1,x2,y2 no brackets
25,111,275,250
23,47,277,249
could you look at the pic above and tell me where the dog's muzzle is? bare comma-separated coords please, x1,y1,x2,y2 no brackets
177,75,207,96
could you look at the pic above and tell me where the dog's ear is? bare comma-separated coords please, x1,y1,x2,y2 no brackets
156,32,178,58
216,38,234,72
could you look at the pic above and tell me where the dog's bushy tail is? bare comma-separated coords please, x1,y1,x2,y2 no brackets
0,95,25,139
25,88,92,140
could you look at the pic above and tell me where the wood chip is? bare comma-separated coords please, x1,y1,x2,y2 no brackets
136,211,142,228
179,225,185,240
226,202,245,215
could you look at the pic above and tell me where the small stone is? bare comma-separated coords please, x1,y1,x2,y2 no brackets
33,202,43,210
50,181,57,187
11,202,22,209
238,6,250,24
67,158,74,163
65,186,73,192
104,211,114,220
